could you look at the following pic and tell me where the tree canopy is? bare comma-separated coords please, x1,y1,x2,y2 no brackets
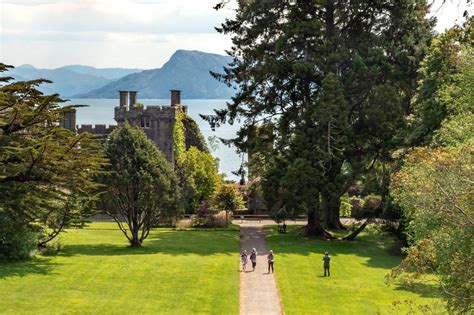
99,123,181,248
0,64,106,258
390,19,473,312
173,109,221,213
206,0,433,235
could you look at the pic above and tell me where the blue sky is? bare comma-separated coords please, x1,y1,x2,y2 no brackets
0,0,471,69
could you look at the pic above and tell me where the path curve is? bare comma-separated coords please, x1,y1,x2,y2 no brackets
239,222,282,315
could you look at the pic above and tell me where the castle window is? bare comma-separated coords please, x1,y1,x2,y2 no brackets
141,117,150,128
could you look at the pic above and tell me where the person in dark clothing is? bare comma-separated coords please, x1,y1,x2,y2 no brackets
323,252,331,277
250,248,257,271
267,250,274,273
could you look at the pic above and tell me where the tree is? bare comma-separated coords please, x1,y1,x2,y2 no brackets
410,18,473,146
0,64,105,258
390,143,473,313
178,146,221,213
173,109,220,213
206,1,433,235
389,19,473,313
99,123,181,248
213,183,244,223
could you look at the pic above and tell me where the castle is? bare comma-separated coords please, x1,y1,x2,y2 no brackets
61,89,193,164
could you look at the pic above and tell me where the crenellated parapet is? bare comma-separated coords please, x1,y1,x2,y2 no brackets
112,90,187,163
114,104,188,122
60,89,190,164
77,124,117,136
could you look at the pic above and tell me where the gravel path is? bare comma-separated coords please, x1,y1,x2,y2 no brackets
239,223,283,315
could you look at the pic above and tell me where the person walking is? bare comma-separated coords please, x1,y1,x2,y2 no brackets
241,250,248,272
323,251,331,277
250,248,257,271
267,250,274,273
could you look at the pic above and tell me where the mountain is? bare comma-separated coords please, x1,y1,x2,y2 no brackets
75,50,235,99
6,65,142,98
57,65,142,80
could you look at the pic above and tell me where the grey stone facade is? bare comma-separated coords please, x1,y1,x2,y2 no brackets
65,90,187,163
114,90,187,163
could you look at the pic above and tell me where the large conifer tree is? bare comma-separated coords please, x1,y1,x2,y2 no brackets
207,0,433,235
0,64,106,256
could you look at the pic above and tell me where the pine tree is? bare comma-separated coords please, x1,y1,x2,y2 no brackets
206,0,433,235
0,64,106,254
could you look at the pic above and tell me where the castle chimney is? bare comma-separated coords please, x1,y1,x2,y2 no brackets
170,90,181,107
119,91,129,110
129,91,137,107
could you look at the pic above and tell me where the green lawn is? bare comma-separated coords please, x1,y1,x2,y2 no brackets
0,223,239,314
266,225,444,314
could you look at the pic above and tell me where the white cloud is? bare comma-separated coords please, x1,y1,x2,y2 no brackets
0,0,235,68
0,0,471,68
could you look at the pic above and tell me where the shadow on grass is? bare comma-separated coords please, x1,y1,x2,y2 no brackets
264,225,402,270
0,257,58,279
0,227,239,279
393,282,442,299
57,228,240,257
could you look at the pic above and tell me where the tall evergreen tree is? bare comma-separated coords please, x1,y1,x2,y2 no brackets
206,0,433,235
0,64,106,256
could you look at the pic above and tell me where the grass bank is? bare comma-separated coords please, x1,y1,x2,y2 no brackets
266,225,444,314
0,223,239,314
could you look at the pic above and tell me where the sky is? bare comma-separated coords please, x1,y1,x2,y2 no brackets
0,0,471,69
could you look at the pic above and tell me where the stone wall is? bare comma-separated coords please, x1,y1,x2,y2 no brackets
77,124,117,139
60,90,193,165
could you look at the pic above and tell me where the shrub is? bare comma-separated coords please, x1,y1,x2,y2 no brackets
191,214,228,228
339,194,352,217
0,217,38,260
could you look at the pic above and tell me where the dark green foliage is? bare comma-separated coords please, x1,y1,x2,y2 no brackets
0,64,106,257
99,123,181,247
207,1,433,235
0,216,38,260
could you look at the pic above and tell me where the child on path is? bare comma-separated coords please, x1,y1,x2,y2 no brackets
323,251,331,277
267,250,274,273
250,248,257,271
241,250,248,272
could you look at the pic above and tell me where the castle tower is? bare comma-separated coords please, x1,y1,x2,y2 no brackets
59,109,77,132
129,91,137,107
119,91,129,111
114,90,188,164
170,90,181,106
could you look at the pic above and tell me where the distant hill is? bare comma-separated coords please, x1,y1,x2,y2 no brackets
75,50,235,99
57,65,142,80
7,65,142,97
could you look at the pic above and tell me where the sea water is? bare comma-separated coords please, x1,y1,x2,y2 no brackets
67,99,242,180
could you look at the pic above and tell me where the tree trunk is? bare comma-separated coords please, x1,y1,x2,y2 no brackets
130,238,142,248
306,195,333,238
322,193,346,230
130,226,142,248
342,218,372,241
